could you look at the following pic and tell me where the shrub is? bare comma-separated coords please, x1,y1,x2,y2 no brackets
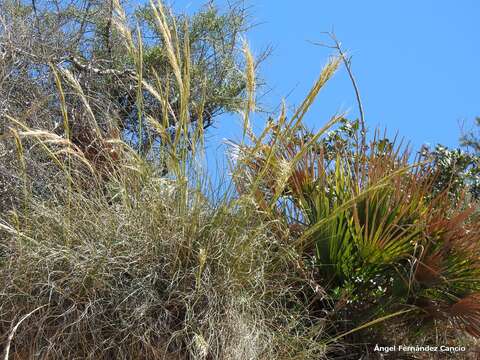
233,107,480,356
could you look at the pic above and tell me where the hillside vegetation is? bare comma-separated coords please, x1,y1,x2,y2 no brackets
1,0,479,359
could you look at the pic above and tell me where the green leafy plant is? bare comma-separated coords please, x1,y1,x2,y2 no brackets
232,102,480,352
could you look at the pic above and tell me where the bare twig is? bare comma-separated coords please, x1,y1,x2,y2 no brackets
0,42,135,77
67,55,135,77
325,33,365,143
312,32,367,182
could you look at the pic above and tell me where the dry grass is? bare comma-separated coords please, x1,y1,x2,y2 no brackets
0,173,311,359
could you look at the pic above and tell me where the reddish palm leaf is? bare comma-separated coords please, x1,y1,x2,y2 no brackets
449,294,480,338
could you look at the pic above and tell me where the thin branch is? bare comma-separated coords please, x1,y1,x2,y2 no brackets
312,32,367,184
0,41,135,77
330,34,364,139
311,33,366,147
67,55,135,77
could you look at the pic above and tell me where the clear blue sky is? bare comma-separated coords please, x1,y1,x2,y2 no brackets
169,0,479,166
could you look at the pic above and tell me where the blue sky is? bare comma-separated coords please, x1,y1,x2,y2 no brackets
169,0,479,166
